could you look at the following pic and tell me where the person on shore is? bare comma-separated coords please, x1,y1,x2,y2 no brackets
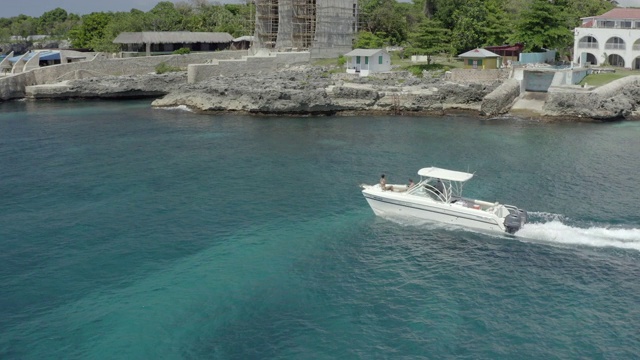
380,174,393,191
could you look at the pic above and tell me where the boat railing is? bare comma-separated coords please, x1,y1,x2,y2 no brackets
420,184,448,202
504,204,520,214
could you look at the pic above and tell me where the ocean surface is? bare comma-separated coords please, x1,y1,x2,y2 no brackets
1,100,639,359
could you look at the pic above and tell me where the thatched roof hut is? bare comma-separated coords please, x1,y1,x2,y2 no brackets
113,32,234,55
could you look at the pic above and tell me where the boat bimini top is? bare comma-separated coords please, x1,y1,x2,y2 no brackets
417,167,474,182
413,167,475,204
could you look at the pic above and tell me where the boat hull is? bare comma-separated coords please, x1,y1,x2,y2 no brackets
363,192,507,233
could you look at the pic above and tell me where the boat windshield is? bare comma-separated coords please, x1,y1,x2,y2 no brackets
409,177,465,203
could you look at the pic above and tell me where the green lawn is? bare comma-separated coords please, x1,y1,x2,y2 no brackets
311,57,343,67
579,69,640,86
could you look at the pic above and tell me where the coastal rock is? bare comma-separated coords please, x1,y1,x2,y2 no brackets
543,76,640,120
17,63,497,115
153,68,496,114
26,72,187,99
0,42,30,55
481,79,520,116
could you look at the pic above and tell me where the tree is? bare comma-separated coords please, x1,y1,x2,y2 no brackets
405,18,450,64
450,0,487,52
483,0,512,46
512,0,573,52
68,12,114,49
432,0,466,30
146,1,184,31
360,0,408,44
354,31,385,48
38,8,68,35
0,27,10,42
566,0,614,26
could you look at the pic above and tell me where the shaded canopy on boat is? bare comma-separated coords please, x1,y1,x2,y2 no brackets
417,167,474,182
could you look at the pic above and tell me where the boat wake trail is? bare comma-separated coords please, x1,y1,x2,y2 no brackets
516,212,640,251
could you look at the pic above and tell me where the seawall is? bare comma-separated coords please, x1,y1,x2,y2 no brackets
0,51,248,101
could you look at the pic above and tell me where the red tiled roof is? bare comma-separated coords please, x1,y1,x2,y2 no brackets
484,44,524,52
591,8,640,20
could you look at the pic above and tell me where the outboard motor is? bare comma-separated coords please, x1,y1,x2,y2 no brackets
504,208,528,234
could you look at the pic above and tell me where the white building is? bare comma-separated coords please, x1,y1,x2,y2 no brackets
344,49,391,77
574,8,640,69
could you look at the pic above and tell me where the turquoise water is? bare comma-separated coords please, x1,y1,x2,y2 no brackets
1,100,639,359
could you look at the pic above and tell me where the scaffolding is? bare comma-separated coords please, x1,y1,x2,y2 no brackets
255,0,279,49
292,0,316,49
312,0,357,54
255,0,357,56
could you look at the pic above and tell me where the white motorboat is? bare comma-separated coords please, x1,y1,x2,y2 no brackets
361,167,528,234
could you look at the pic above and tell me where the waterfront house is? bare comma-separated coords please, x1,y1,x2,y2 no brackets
113,32,233,57
344,49,391,77
574,8,640,68
458,48,500,69
484,43,524,66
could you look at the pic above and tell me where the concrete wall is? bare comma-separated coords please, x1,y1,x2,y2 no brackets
331,71,410,81
450,68,509,83
0,51,247,101
0,72,35,100
411,55,430,63
522,68,588,92
519,51,556,64
188,52,310,83
481,78,520,116
570,69,589,84
522,71,555,92
550,69,588,87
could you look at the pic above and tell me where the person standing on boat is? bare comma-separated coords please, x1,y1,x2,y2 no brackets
380,174,393,191
434,178,444,195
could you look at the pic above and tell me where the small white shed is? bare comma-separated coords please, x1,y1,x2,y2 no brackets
344,49,392,76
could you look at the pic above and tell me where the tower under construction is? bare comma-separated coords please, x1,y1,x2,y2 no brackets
254,0,357,58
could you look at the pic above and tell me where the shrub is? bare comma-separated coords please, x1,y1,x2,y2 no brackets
337,55,346,66
173,47,191,55
155,62,182,74
402,63,449,77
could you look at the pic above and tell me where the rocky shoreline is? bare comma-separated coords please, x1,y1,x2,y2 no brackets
24,66,501,116
17,65,640,121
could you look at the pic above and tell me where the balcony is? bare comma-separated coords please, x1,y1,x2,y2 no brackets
578,42,598,49
604,43,626,50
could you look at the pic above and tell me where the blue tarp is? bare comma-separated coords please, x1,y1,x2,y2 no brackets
8,51,60,63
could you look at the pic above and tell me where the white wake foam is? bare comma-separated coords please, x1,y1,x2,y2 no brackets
516,220,640,251
157,105,193,112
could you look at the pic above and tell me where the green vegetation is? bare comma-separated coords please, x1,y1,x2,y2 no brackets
0,0,617,59
0,1,254,52
401,63,453,76
579,70,640,87
155,62,182,74
172,47,191,55
354,0,615,64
